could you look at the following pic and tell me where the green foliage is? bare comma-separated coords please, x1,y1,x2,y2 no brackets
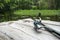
0,0,60,22
14,10,59,16
14,10,60,21
0,0,60,10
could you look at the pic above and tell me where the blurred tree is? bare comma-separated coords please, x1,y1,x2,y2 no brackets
47,0,60,10
0,0,15,21
55,0,60,10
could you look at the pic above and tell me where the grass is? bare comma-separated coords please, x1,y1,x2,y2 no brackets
14,10,60,17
